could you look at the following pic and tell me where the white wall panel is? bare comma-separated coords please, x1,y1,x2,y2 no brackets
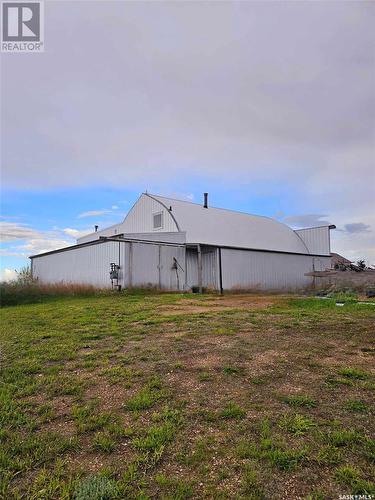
32,242,121,287
78,195,179,244
32,240,185,290
186,249,198,289
202,248,218,289
220,249,331,290
160,246,185,290
294,227,331,256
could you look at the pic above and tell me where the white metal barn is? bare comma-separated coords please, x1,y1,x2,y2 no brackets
30,193,334,292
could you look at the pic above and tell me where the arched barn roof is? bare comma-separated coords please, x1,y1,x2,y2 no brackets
147,194,310,254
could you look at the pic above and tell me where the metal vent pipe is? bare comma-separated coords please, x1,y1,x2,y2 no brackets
203,193,208,208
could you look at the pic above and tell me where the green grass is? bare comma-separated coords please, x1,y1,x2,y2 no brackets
219,402,246,419
92,432,116,453
327,429,363,447
282,394,317,408
344,399,369,413
125,377,164,411
335,466,375,495
155,474,193,499
241,467,264,498
0,292,374,498
279,413,316,435
132,422,176,453
338,367,369,380
72,404,113,433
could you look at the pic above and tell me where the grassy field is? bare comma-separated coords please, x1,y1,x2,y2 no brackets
0,292,374,499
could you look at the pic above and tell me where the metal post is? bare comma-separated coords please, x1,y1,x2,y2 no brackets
197,244,203,293
128,242,133,288
218,247,223,294
184,247,187,291
158,245,162,289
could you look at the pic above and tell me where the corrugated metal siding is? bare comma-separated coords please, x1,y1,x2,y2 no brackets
130,243,159,287
32,241,121,287
220,249,331,290
77,223,124,244
202,248,218,289
159,246,185,290
122,232,186,244
78,194,179,244
186,249,198,289
32,240,185,291
294,227,331,256
122,195,178,234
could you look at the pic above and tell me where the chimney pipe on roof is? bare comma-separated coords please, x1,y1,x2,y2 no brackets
94,225,99,232
203,193,208,209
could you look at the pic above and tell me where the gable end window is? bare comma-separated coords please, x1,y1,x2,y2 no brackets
153,212,163,229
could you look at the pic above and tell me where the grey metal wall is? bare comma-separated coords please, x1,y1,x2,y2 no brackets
185,248,218,289
186,249,198,289
32,240,185,291
202,248,218,289
32,240,331,292
294,227,331,256
220,248,331,290
78,194,178,244
32,241,124,287
122,232,186,244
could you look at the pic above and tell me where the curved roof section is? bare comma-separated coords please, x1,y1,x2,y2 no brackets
148,194,310,254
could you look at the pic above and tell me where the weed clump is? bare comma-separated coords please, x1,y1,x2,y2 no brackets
74,475,120,500
219,402,246,419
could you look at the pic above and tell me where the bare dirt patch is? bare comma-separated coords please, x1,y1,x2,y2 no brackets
157,294,280,315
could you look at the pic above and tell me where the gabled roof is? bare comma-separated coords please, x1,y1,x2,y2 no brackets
147,194,310,254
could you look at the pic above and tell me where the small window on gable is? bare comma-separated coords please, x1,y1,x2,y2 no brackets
153,212,163,229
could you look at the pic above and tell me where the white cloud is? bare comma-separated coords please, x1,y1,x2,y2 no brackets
111,205,119,210
19,238,72,255
78,210,109,219
0,268,18,282
0,221,89,259
63,227,92,239
283,214,332,228
0,248,28,257
1,2,374,263
0,221,42,242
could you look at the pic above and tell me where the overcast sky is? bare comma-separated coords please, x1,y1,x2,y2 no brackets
1,0,374,278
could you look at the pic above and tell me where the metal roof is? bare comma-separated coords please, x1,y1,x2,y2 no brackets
147,194,310,254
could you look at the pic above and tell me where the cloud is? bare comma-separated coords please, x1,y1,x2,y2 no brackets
1,2,374,263
0,221,89,259
78,210,109,219
282,214,332,228
19,239,72,255
343,223,371,234
0,221,42,242
111,205,119,210
2,1,374,196
0,268,18,282
0,248,28,257
63,227,92,238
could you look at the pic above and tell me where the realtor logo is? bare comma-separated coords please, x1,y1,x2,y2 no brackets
1,1,44,52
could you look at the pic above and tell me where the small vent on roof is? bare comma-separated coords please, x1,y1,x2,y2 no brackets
94,225,99,232
203,193,208,208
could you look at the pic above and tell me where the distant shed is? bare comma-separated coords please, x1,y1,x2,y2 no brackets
30,193,335,292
